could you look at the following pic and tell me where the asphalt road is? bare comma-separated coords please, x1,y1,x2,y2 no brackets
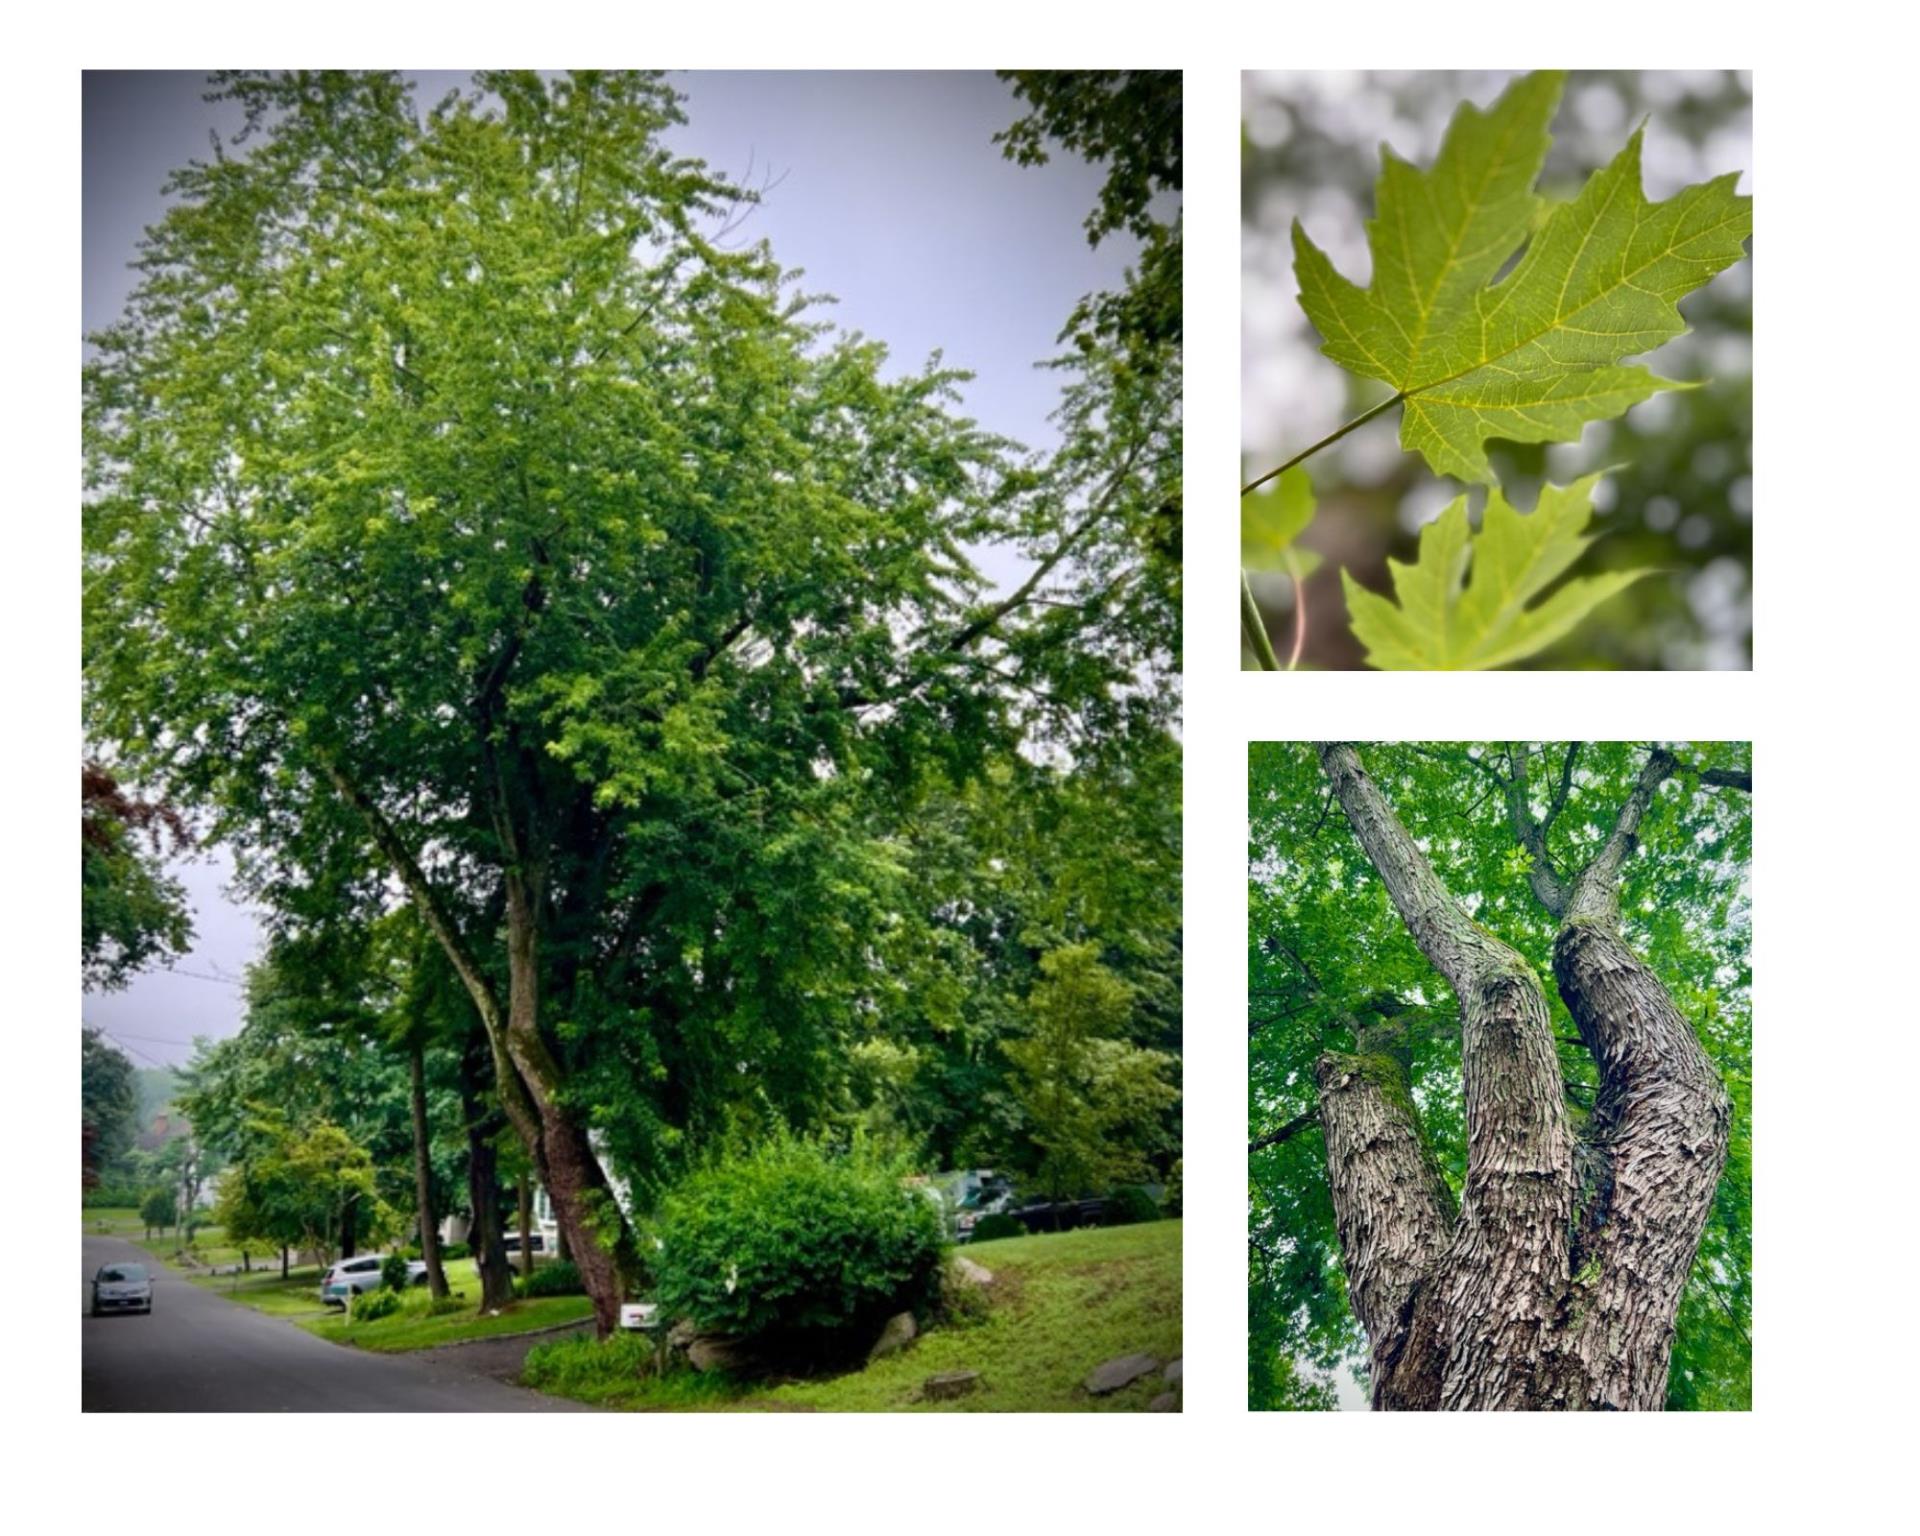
81,1234,587,1412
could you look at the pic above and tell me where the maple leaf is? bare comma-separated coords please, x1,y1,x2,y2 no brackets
1242,466,1321,578
1341,473,1648,669
1292,70,1752,481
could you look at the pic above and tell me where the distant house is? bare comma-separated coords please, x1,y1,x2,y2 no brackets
439,1133,632,1255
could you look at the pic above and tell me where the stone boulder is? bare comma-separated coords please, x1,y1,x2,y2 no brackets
1163,1357,1183,1387
686,1333,753,1374
1085,1351,1159,1395
923,1369,980,1401
952,1256,995,1288
869,1310,918,1362
1148,1391,1180,1412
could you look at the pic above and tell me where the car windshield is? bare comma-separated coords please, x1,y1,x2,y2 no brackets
98,1264,147,1282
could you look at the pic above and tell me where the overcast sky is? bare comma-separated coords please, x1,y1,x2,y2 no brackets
82,70,1140,1068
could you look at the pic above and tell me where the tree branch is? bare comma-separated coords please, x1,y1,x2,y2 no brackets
1249,1109,1319,1154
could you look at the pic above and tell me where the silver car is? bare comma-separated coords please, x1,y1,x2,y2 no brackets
320,1254,428,1306
90,1261,154,1317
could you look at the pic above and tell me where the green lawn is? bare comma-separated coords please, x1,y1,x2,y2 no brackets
302,1292,594,1352
523,1219,1182,1412
187,1266,333,1318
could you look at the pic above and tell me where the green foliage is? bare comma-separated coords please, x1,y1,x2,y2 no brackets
139,1185,178,1232
969,1213,1025,1243
379,1252,411,1293
1240,467,1320,580
1101,1184,1161,1226
521,1330,662,1403
1003,945,1178,1203
350,1287,402,1323
85,70,1181,1224
210,1115,393,1265
516,1259,585,1298
1291,71,1751,482
81,765,191,991
82,1029,140,1185
1341,474,1647,670
653,1135,947,1350
1248,742,1752,1409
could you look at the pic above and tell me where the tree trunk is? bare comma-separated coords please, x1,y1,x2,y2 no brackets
1314,1049,1453,1409
518,1180,534,1279
409,1039,449,1300
280,1244,288,1281
326,757,634,1336
458,1041,515,1313
1552,919,1729,1408
1307,743,1736,1410
1317,743,1575,1409
502,873,631,1335
1545,751,1732,1409
339,1190,357,1260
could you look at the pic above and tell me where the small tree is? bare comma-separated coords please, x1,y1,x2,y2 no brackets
1003,944,1178,1206
140,1184,177,1240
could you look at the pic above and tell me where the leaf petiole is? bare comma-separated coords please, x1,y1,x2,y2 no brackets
1240,392,1402,498
1241,568,1282,671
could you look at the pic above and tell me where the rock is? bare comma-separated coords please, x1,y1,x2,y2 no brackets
666,1318,698,1351
869,1310,918,1362
1148,1391,1180,1412
1163,1357,1183,1386
687,1334,751,1373
1085,1351,1159,1395
952,1256,995,1287
923,1369,980,1401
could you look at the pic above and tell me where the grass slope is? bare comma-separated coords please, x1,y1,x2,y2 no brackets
525,1218,1182,1412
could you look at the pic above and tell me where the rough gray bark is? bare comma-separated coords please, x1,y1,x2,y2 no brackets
1316,743,1574,1410
1308,742,1735,1411
1551,749,1733,1409
1314,1049,1453,1409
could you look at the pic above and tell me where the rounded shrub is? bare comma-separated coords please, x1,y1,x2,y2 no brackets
379,1252,411,1292
1102,1185,1161,1226
653,1135,946,1354
969,1213,1026,1243
517,1259,585,1298
350,1287,401,1323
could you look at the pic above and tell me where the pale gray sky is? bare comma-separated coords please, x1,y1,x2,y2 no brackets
82,70,1142,1065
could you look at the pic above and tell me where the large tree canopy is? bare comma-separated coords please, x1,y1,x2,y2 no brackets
1249,741,1750,1410
84,70,1180,1335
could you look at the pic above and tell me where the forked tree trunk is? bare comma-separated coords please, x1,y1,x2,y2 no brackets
325,758,636,1336
502,873,632,1335
409,1039,449,1300
1311,743,1728,1411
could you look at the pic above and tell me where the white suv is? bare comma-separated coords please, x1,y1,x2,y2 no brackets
320,1254,427,1306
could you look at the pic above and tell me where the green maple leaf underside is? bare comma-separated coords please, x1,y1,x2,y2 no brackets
1292,69,1752,481
1342,473,1649,669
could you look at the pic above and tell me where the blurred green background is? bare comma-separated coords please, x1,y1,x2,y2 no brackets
1241,71,1752,670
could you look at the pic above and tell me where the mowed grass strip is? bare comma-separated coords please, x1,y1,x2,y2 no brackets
302,1292,595,1353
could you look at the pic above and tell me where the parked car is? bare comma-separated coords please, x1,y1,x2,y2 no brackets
90,1261,154,1317
320,1254,428,1306
500,1232,546,1256
947,1170,1017,1242
1012,1196,1110,1234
